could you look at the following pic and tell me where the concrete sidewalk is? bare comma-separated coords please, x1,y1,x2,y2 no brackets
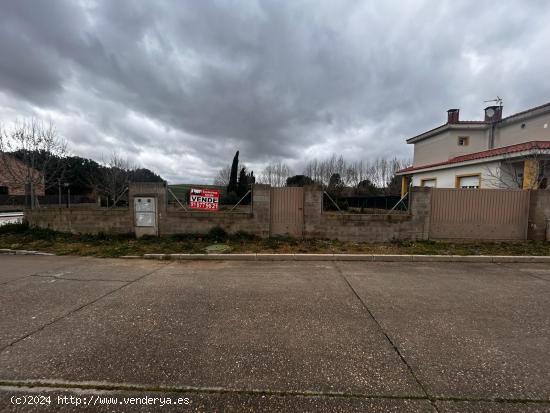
0,255,549,412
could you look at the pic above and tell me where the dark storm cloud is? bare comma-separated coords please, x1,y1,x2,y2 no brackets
0,0,549,182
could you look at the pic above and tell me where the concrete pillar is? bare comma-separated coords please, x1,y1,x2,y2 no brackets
409,187,432,240
251,184,271,237
401,176,410,197
303,185,323,239
523,159,539,189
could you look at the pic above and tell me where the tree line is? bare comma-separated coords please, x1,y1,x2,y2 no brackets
0,119,163,207
214,153,408,197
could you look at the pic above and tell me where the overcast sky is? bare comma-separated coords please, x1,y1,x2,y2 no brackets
1,1,549,183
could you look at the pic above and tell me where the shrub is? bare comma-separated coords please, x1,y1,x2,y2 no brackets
230,230,257,242
207,226,227,242
170,233,196,242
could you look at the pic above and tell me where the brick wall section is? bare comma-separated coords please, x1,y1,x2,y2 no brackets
25,208,132,234
303,186,431,242
528,190,550,241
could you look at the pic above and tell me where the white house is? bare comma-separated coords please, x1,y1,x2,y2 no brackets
396,102,550,196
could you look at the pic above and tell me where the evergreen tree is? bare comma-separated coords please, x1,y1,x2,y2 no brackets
237,167,248,197
227,150,239,194
356,179,380,196
286,175,314,187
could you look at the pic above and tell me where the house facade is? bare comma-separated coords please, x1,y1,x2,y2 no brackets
0,154,45,196
396,102,550,195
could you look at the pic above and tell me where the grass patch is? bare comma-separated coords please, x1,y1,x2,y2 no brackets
0,223,549,258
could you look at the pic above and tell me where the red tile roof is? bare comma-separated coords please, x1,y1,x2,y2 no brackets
397,141,550,174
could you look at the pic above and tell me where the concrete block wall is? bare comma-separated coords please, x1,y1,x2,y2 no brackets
160,211,254,235
528,190,550,241
25,208,132,235
27,183,548,243
302,186,431,242
157,184,271,237
24,184,433,241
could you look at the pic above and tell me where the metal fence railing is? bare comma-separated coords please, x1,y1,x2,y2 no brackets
167,185,252,212
322,193,408,213
0,194,96,207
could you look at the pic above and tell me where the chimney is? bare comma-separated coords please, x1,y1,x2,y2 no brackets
447,109,460,124
484,105,503,122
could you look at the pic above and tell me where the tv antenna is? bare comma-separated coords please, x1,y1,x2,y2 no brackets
484,96,503,107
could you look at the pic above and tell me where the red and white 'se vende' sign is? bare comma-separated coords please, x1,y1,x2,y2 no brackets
189,188,219,210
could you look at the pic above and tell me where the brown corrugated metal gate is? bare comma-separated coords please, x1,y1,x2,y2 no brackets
270,187,304,237
429,189,530,240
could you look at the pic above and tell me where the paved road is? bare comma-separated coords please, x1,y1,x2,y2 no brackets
0,256,549,412
0,213,23,226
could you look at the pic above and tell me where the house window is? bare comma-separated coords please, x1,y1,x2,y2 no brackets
456,174,480,189
421,178,437,187
0,186,8,195
457,136,469,146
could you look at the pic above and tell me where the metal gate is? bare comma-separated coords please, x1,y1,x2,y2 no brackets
270,187,304,237
429,188,530,240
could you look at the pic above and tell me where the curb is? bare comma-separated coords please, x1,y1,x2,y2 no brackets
139,253,550,263
0,248,55,256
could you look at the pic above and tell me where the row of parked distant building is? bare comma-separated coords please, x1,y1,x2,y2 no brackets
397,101,550,195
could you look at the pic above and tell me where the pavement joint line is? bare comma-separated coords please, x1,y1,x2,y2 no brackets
0,261,79,286
29,274,132,283
0,263,171,354
333,262,441,413
0,260,90,284
0,381,549,405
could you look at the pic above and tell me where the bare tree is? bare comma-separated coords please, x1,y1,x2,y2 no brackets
304,155,348,186
91,153,136,207
483,154,549,189
213,165,231,186
303,155,409,190
0,119,67,208
213,163,251,187
259,161,292,186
